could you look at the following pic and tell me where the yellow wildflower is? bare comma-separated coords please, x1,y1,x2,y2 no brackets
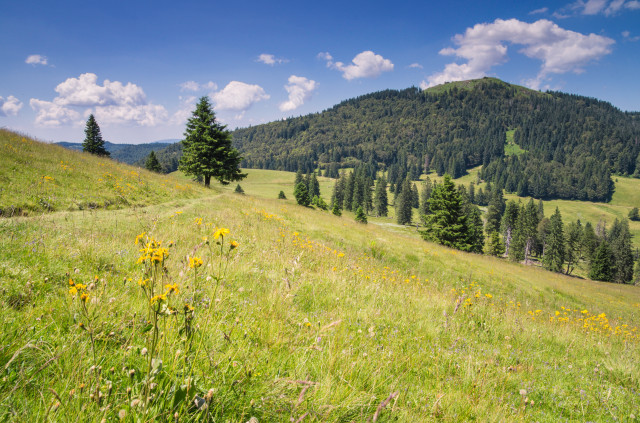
485,294,493,299
165,284,179,294
150,294,167,305
80,293,89,303
230,240,239,250
213,227,230,239
189,257,203,268
137,278,149,287
134,232,146,245
69,286,78,296
184,303,194,312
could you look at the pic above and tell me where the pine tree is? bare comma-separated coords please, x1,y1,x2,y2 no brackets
82,114,110,157
278,190,287,199
344,171,355,211
145,151,162,173
589,241,613,282
355,206,367,224
629,207,640,221
421,174,472,251
543,207,565,272
419,177,433,215
564,220,583,275
581,221,598,260
465,204,485,253
487,231,505,256
609,219,634,283
395,177,413,225
179,97,246,187
411,183,420,209
502,200,519,257
294,182,311,206
331,172,345,210
485,189,505,234
374,176,388,217
309,172,321,198
294,170,304,187
234,184,245,194
332,202,342,216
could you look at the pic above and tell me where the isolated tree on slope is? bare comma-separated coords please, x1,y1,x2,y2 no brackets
179,96,246,187
374,176,388,217
145,151,162,173
82,114,110,157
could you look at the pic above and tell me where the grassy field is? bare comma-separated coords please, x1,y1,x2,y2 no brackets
0,129,207,216
1,134,640,421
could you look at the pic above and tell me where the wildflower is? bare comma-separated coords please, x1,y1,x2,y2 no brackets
150,293,167,305
134,232,146,245
189,257,203,268
69,286,78,296
213,227,230,239
485,294,493,299
195,217,203,225
230,240,239,250
184,303,194,312
80,293,89,303
137,278,149,287
165,284,179,294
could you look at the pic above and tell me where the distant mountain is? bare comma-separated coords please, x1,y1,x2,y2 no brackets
56,139,180,166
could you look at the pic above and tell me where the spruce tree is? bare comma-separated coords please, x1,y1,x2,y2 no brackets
234,184,245,194
564,220,583,275
485,189,505,234
543,207,565,273
501,200,519,257
487,231,505,256
581,221,598,260
294,182,311,206
294,170,304,187
344,172,355,211
411,183,420,209
355,206,367,224
609,219,634,283
309,172,321,198
332,202,342,216
395,177,413,225
179,96,246,187
629,207,640,221
589,241,613,282
421,174,471,251
82,114,110,157
465,204,485,253
419,177,433,215
145,151,162,173
278,190,287,200
374,176,388,217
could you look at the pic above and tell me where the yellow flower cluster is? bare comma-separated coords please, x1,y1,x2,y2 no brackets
546,307,639,341
136,238,169,264
188,257,203,268
68,279,89,303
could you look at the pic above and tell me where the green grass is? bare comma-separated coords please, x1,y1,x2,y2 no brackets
504,129,526,156
1,136,640,421
0,130,207,215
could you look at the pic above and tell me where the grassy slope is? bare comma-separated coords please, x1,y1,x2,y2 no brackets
0,130,207,215
1,157,640,420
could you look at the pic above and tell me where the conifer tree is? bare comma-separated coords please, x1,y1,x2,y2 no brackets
420,177,433,215
465,204,485,253
145,151,162,173
364,177,374,214
308,172,321,198
331,172,346,209
179,96,246,187
421,174,472,251
543,207,565,272
294,182,311,206
294,170,304,187
581,221,598,260
234,184,245,194
278,190,287,200
485,189,505,234
355,206,367,224
332,202,342,216
374,176,388,217
589,241,613,282
609,219,634,283
629,207,640,221
502,200,519,257
564,220,583,275
411,183,420,209
487,231,505,256
82,114,110,157
344,171,355,211
395,177,413,225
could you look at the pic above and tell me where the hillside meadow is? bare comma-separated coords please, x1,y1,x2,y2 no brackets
0,129,207,216
0,154,638,420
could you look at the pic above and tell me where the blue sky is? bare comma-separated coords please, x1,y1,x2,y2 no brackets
1,0,639,143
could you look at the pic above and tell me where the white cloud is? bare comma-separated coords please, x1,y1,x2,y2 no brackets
421,19,614,90
556,0,640,15
211,81,269,111
408,63,424,69
0,95,23,116
622,30,640,41
257,53,288,65
25,54,48,66
29,99,80,126
29,73,168,127
322,51,394,80
279,75,317,112
179,80,217,92
170,95,197,125
529,7,549,14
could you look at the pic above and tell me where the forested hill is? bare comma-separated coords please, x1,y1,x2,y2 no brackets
232,77,640,202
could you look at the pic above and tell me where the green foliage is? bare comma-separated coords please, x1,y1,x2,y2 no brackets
332,202,342,216
82,114,110,157
543,208,565,273
609,219,634,283
294,182,311,206
486,231,505,256
589,241,614,282
564,220,583,275
374,176,388,217
278,190,287,199
395,177,413,225
234,184,245,194
501,200,520,257
485,189,505,234
421,174,478,252
145,151,163,173
354,206,367,224
179,96,247,187
312,195,328,210
629,207,640,221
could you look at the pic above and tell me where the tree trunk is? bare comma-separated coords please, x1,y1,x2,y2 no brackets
204,175,211,188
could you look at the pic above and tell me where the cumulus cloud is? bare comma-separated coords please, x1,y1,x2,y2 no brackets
257,54,288,65
29,73,168,126
279,75,317,112
320,51,394,80
0,95,23,116
170,95,197,125
25,55,48,66
421,19,614,90
408,63,424,69
211,81,269,111
179,80,217,92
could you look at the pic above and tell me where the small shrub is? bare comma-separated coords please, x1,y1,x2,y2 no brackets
278,190,286,199
234,184,245,194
